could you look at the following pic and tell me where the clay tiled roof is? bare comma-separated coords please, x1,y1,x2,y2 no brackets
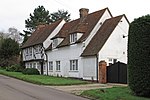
52,8,109,48
81,15,124,56
21,20,62,49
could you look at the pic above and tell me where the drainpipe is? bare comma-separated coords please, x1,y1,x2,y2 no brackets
45,52,48,76
96,54,99,83
42,44,48,76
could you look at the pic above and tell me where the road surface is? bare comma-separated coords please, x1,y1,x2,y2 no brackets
0,75,88,100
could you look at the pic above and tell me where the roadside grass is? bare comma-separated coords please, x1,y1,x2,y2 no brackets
0,69,89,86
80,86,150,100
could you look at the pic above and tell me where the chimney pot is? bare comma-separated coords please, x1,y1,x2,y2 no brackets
79,8,89,18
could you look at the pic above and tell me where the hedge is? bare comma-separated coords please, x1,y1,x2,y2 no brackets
128,15,150,97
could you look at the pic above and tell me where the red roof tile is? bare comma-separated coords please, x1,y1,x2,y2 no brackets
21,20,62,48
53,8,109,48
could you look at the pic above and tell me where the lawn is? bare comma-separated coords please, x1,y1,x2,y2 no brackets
0,69,89,86
80,86,150,100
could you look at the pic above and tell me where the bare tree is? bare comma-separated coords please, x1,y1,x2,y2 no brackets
8,27,22,43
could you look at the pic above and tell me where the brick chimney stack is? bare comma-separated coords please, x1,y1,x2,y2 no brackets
79,8,89,18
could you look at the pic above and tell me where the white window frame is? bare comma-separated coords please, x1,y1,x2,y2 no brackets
56,61,60,71
33,63,36,68
29,47,32,56
25,48,29,55
70,59,78,71
70,33,77,43
35,45,40,54
52,39,58,48
26,63,29,68
108,58,117,66
30,63,32,68
49,61,53,71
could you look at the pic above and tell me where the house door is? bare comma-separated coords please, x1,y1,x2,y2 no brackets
40,61,44,75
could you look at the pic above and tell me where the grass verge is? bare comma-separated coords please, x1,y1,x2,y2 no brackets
0,69,89,86
80,86,150,100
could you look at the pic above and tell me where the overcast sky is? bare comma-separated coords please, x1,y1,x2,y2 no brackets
0,0,150,33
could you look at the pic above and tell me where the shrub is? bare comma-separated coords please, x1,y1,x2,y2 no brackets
22,68,40,75
6,64,23,72
128,15,150,97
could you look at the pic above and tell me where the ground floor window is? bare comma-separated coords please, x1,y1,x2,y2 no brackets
108,58,117,66
49,61,53,71
30,63,32,68
33,63,36,68
26,63,29,68
56,61,60,71
70,59,78,71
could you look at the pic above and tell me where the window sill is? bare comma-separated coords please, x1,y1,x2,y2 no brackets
69,70,79,72
56,70,61,72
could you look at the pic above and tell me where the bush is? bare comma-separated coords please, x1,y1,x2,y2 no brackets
22,68,40,75
128,15,150,97
6,64,23,72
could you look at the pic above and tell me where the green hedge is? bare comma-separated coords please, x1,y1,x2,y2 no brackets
128,15,150,97
6,64,23,72
22,68,40,75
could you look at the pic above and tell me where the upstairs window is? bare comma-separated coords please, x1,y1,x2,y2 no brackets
34,45,40,53
52,39,58,48
25,49,29,55
29,47,32,56
70,33,77,43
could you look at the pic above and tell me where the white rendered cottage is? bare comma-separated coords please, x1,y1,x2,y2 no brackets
22,8,129,81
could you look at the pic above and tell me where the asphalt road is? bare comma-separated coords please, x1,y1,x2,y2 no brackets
0,75,88,100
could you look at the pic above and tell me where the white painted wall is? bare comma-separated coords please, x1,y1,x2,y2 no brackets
99,16,129,65
46,43,83,78
82,56,97,80
45,9,112,80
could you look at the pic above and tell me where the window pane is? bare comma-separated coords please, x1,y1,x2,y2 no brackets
56,61,60,71
49,61,53,70
70,60,78,71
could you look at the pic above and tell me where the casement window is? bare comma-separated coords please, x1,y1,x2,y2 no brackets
26,63,29,68
56,61,60,71
108,58,117,66
52,39,58,48
35,45,40,53
30,63,32,68
70,33,77,43
49,61,53,71
29,47,32,56
70,60,78,71
33,63,36,68
25,49,29,55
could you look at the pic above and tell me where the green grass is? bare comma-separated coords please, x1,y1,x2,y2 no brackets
80,86,150,100
0,69,89,86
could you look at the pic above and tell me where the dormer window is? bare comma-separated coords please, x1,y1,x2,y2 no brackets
70,33,77,43
52,39,58,48
52,38,63,49
70,33,83,44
